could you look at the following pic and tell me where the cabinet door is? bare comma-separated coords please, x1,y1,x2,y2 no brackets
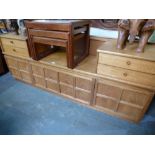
75,76,94,104
94,79,154,122
31,64,45,87
44,68,60,93
32,64,44,77
59,72,74,97
10,68,21,79
5,56,21,79
94,80,122,111
5,56,18,69
33,76,46,88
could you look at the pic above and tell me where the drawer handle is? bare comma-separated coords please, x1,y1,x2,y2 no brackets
10,41,14,44
126,61,131,65
123,72,128,77
13,49,16,52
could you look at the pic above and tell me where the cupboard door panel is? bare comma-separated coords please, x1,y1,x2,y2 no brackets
76,77,92,91
10,68,21,79
44,68,58,81
60,84,74,97
97,82,122,99
21,71,32,83
18,60,30,72
46,80,59,92
34,76,45,87
121,90,149,107
5,57,18,68
32,65,44,76
59,72,74,86
117,103,141,118
75,89,90,103
95,95,118,111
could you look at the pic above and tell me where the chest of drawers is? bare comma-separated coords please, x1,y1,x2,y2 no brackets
97,40,155,91
0,33,30,58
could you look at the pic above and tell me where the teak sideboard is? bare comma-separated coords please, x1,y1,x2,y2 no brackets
0,33,154,123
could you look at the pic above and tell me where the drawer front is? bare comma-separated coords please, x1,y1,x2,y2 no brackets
3,45,29,57
97,82,122,99
59,72,74,86
32,65,44,76
75,77,92,91
60,84,74,97
97,64,155,87
75,89,90,103
95,95,118,111
44,68,58,81
99,53,155,74
1,38,27,49
46,80,59,92
21,71,32,83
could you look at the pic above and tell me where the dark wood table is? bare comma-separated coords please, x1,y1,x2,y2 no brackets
25,20,90,69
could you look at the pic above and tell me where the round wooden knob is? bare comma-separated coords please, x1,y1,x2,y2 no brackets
123,72,128,77
126,61,131,65
10,41,14,44
13,49,16,52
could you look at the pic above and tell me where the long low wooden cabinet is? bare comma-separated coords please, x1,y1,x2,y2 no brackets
1,34,155,123
4,54,154,122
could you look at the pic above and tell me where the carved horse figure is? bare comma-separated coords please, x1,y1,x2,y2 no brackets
117,19,155,53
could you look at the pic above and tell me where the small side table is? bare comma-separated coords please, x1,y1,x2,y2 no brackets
25,20,90,69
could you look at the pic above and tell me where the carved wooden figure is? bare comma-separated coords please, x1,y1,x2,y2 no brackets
117,19,155,53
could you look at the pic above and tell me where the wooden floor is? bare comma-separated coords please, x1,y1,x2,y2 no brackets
40,51,98,74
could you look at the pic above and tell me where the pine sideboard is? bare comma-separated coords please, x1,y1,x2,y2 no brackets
0,34,154,123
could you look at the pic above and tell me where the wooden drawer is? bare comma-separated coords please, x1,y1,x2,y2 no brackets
60,84,74,97
20,71,32,83
98,53,155,74
44,68,58,81
97,81,122,99
59,72,74,86
121,89,149,107
46,80,59,92
75,77,92,91
75,89,91,103
97,64,155,87
32,65,44,76
18,60,30,72
10,68,21,79
3,45,29,57
5,57,18,68
95,95,118,111
1,38,27,49
33,76,45,87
